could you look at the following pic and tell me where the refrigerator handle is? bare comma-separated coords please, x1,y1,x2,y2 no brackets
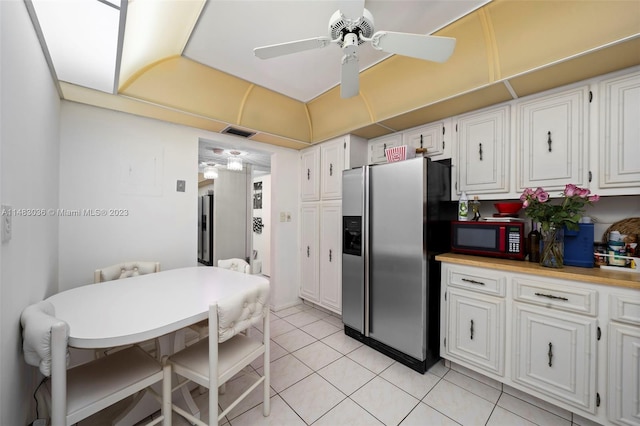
364,166,371,337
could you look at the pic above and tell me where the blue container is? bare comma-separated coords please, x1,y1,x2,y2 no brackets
564,223,594,268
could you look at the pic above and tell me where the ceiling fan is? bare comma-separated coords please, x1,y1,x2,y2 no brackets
253,0,456,99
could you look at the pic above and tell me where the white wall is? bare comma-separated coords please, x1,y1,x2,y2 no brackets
1,1,61,424
212,167,250,265
270,151,301,310
58,102,198,288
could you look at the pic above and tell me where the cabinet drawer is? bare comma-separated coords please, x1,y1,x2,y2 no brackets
512,276,597,316
609,293,640,325
446,265,506,297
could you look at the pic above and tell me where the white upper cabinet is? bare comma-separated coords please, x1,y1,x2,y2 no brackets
403,120,452,160
516,86,589,192
597,69,640,195
368,133,402,165
301,147,320,201
302,135,367,201
456,105,510,195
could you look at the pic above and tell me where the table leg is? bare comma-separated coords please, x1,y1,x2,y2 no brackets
112,330,201,425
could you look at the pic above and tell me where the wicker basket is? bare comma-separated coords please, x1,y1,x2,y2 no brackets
602,217,640,243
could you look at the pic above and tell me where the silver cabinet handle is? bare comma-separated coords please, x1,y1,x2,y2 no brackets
307,246,310,257
470,319,474,340
329,249,332,262
307,168,310,180
462,278,485,286
329,163,333,176
534,292,568,301
547,131,552,152
548,342,553,367
478,143,483,161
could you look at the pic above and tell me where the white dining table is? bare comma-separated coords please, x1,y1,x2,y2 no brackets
46,266,270,425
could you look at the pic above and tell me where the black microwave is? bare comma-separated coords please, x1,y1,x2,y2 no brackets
451,220,526,260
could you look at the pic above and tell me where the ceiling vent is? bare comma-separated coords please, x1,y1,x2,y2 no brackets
222,126,256,138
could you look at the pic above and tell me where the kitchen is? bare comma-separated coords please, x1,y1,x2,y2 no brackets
2,1,640,425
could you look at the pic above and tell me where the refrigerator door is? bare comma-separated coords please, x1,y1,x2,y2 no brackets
369,158,427,360
342,167,366,333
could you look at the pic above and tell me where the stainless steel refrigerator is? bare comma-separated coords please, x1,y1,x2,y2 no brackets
198,194,214,265
342,157,453,373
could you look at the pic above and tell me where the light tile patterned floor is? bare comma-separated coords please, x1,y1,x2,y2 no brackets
85,302,602,426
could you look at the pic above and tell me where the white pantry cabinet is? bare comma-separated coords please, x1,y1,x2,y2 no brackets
456,105,510,195
597,69,640,195
300,135,366,314
299,202,342,314
516,85,590,193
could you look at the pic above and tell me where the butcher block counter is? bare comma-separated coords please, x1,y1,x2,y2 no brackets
436,252,640,290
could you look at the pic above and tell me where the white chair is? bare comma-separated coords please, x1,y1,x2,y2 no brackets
21,301,168,426
93,261,162,358
217,258,251,274
191,258,252,341
94,261,161,283
162,281,270,426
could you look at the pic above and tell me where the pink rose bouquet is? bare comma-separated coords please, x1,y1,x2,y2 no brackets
520,184,599,232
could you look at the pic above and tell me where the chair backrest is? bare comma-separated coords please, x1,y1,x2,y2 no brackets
216,279,270,343
217,258,251,275
94,261,161,283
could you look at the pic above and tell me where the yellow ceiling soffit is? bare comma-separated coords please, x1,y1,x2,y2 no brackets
119,0,206,87
487,0,640,80
120,56,312,143
113,0,640,149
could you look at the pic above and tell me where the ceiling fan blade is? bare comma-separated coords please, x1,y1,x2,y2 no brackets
371,31,456,63
341,53,359,98
340,0,365,21
254,36,332,59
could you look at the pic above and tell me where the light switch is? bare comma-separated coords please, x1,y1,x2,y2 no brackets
286,212,292,222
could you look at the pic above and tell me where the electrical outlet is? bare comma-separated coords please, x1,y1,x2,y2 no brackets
176,180,186,192
1,205,11,243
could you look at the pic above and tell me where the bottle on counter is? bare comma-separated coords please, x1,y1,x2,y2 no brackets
528,222,540,262
471,196,481,221
458,192,469,221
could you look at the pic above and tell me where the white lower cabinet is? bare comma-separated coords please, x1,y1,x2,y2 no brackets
513,302,597,413
445,288,505,376
299,201,342,314
440,259,640,426
607,292,640,426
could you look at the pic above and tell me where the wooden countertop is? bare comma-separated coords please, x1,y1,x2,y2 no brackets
436,253,640,290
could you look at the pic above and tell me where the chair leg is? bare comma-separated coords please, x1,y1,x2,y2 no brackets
162,364,172,426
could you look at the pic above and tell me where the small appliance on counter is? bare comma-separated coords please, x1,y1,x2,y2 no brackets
564,223,595,267
451,218,526,260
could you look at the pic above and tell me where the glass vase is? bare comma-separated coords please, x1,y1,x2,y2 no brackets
540,225,564,268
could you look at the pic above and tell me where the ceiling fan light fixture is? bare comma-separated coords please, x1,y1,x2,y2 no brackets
203,165,218,179
227,156,243,171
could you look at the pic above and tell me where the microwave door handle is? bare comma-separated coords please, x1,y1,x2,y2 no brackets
499,226,506,252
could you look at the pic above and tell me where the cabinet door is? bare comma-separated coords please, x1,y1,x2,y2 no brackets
513,303,596,413
445,288,505,376
517,87,588,192
608,322,640,426
301,148,320,201
599,71,640,192
300,204,319,302
320,140,344,200
457,105,510,194
369,134,402,164
403,122,445,158
319,202,342,314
